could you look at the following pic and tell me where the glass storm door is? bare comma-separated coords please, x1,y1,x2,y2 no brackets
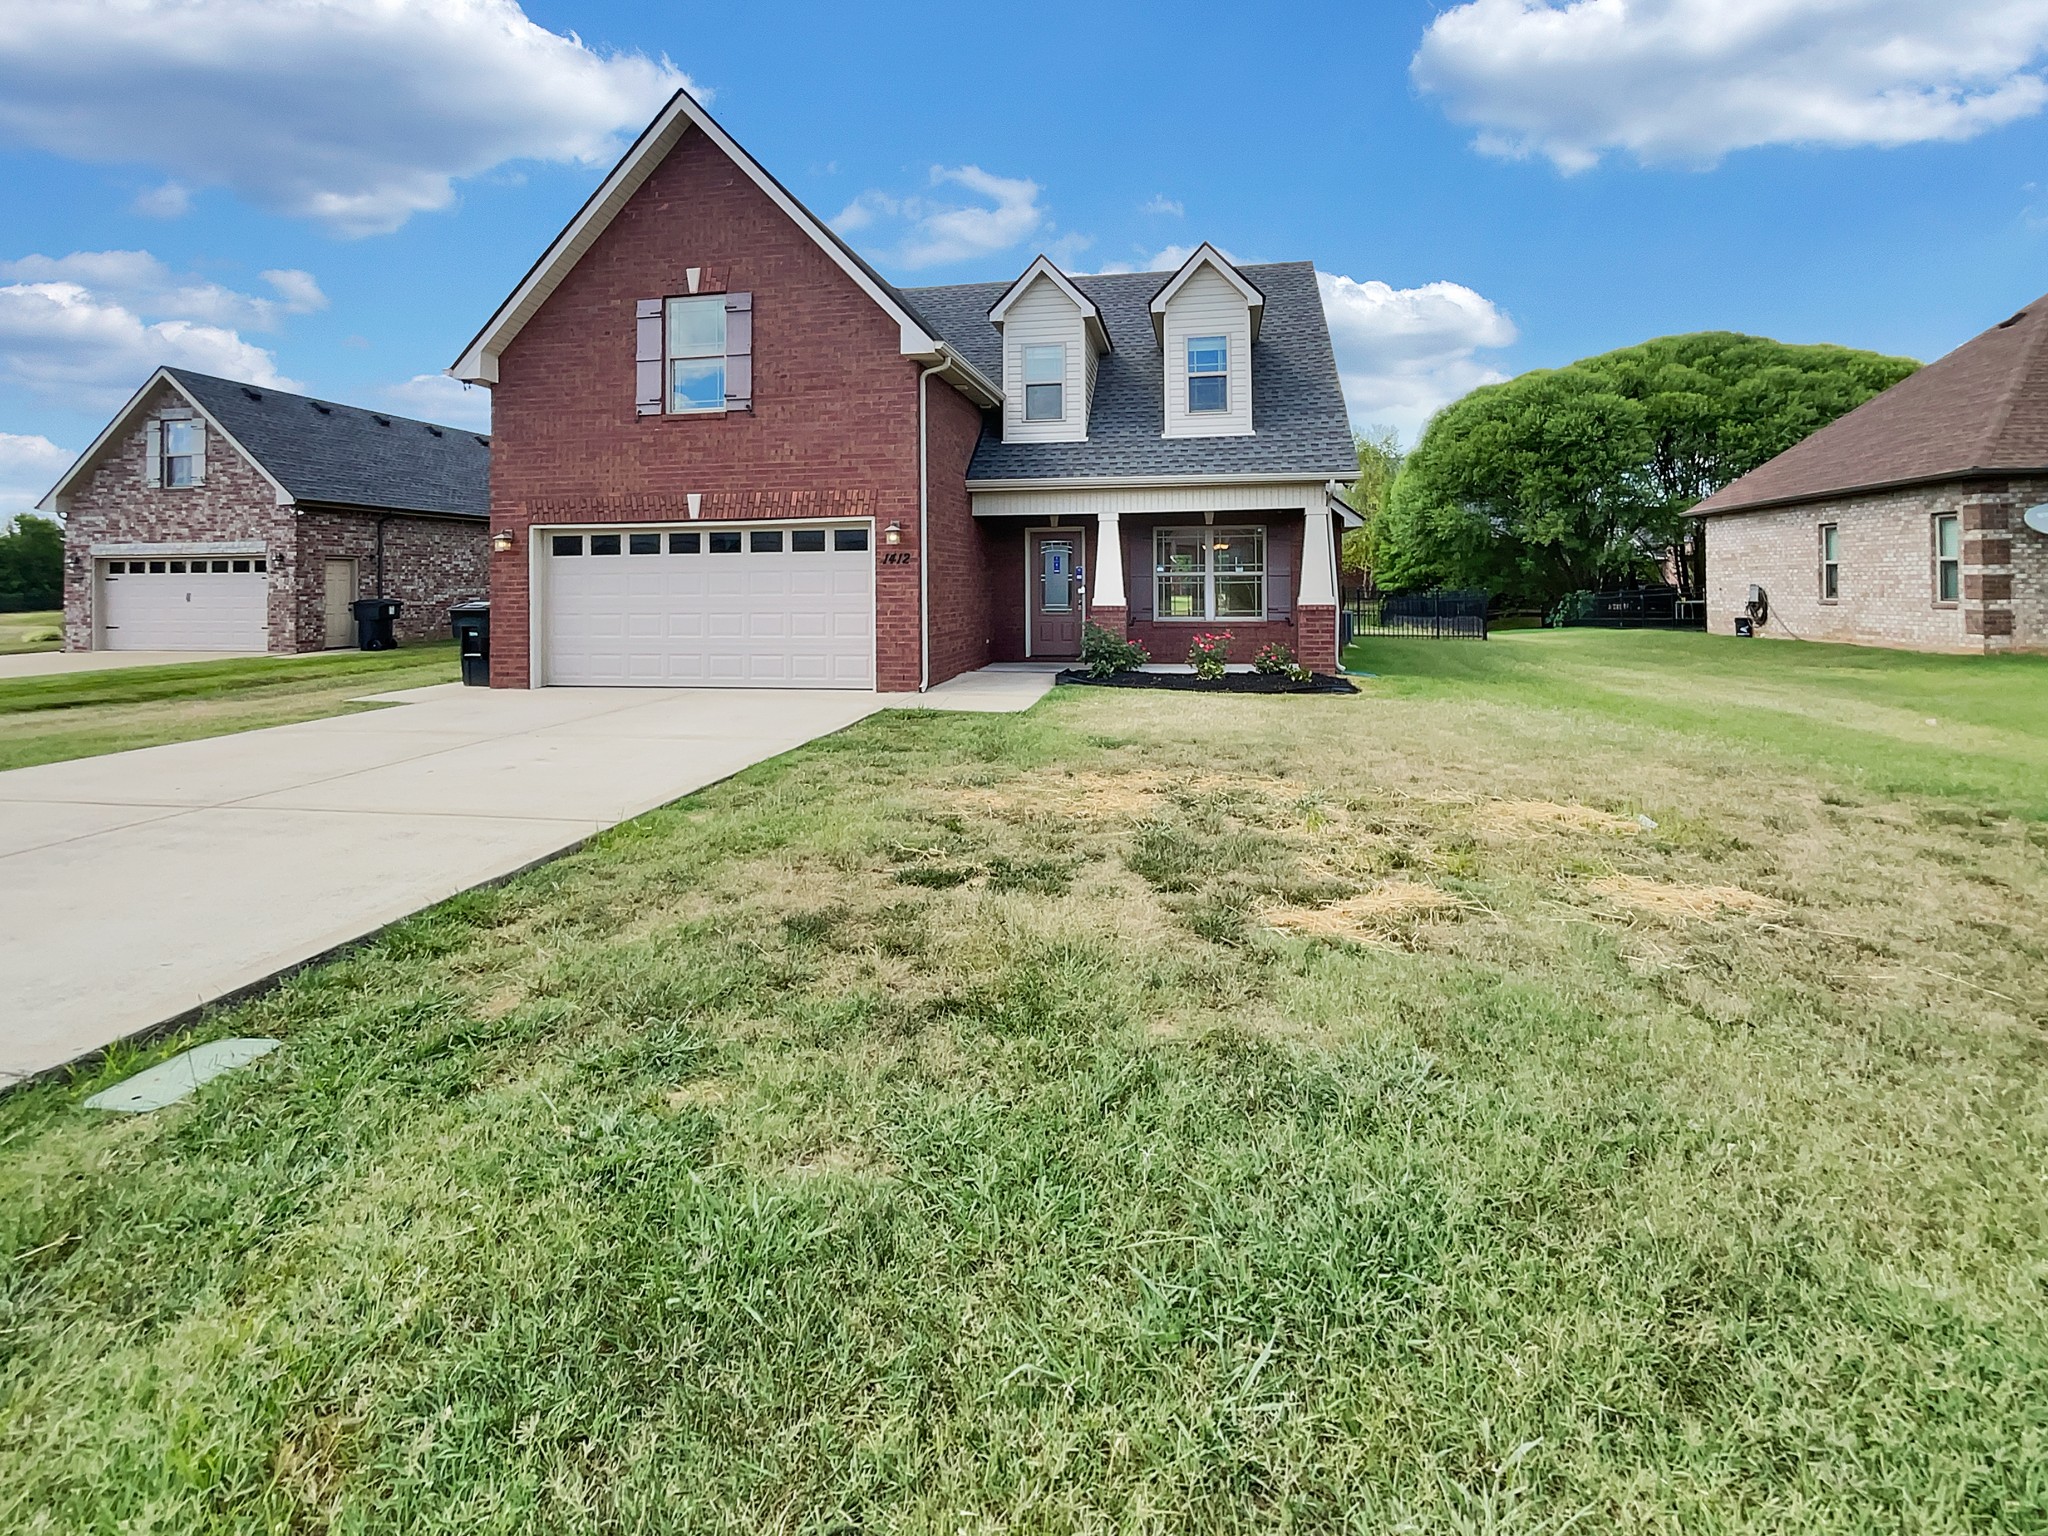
1029,532,1083,657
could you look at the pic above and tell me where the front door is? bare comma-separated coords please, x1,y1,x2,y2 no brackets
323,560,358,649
1029,532,1082,657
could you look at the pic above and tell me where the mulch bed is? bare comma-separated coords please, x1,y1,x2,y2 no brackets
1055,668,1359,695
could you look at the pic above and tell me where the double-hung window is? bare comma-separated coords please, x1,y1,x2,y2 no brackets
666,295,727,413
1022,344,1065,421
1186,336,1228,414
1934,513,1961,604
1154,526,1265,620
160,419,201,487
1819,523,1839,600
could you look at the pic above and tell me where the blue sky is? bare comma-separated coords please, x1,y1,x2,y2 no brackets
5,0,2048,513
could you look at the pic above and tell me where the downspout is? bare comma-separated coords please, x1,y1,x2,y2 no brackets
917,357,948,693
374,515,391,599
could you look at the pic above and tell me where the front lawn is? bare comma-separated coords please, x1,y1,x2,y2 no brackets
0,610,61,654
0,643,459,771
3,630,2045,1530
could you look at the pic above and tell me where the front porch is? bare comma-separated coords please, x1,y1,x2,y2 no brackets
973,493,1348,672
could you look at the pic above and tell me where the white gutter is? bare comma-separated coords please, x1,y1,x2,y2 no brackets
917,357,949,693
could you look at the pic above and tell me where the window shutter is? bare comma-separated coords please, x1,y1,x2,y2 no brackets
191,422,206,485
143,419,160,488
635,299,663,416
1124,524,1153,621
724,291,753,411
1266,522,1294,621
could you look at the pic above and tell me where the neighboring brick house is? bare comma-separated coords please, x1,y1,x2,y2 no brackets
1691,296,2048,653
449,92,1358,691
41,368,490,653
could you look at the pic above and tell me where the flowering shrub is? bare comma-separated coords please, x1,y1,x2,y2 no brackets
1187,630,1233,681
1251,641,1296,675
1079,622,1150,678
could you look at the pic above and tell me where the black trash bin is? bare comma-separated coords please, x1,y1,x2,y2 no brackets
351,598,401,651
450,600,490,686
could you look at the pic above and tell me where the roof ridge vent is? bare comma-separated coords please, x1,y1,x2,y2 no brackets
309,401,332,414
241,386,264,401
371,413,392,426
1998,309,2030,329
425,424,443,436
473,434,489,446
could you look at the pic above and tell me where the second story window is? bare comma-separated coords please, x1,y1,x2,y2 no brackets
1023,344,1065,421
160,419,202,487
666,295,727,413
1186,335,1228,413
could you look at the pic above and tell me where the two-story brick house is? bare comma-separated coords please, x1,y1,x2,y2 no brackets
451,91,1358,691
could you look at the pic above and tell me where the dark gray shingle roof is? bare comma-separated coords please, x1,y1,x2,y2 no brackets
167,368,490,518
903,261,1355,482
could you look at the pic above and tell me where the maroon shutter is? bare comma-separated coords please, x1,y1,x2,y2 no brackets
1265,520,1294,621
636,299,663,416
724,291,753,410
1124,523,1152,621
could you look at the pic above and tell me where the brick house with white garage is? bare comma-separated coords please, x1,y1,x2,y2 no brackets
42,368,490,653
450,91,1358,691
1691,296,2048,653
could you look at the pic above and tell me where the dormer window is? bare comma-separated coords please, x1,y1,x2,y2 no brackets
665,296,727,413
1023,344,1066,421
1186,336,1228,414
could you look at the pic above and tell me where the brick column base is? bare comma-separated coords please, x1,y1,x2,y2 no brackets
1297,604,1338,673
1088,605,1127,640
1961,496,2016,653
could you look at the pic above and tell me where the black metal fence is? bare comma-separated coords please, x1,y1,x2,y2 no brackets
1341,586,1489,642
1550,585,1706,630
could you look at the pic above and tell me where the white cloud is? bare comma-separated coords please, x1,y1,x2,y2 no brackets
0,432,72,517
132,181,190,218
1317,272,1518,441
1085,243,1238,276
0,0,697,236
1413,0,2048,171
1141,195,1184,216
833,165,1046,269
0,278,298,410
0,252,325,332
384,373,491,431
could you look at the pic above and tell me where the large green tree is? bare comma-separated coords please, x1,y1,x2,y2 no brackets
1339,427,1403,578
1376,333,1918,607
0,514,62,611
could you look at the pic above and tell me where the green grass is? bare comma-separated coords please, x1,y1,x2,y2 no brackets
3,630,2046,1531
0,610,61,654
0,644,460,770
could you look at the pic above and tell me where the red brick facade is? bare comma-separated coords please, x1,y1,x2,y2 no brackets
61,381,487,652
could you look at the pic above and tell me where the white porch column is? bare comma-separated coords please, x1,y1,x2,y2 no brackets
1298,504,1338,606
1093,510,1126,610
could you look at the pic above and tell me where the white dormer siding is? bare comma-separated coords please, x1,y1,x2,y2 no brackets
1159,265,1254,438
999,274,1091,443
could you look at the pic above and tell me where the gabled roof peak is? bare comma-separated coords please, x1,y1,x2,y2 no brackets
988,255,1111,354
1148,243,1265,344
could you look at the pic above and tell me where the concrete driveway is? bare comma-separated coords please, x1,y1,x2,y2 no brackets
0,649,279,679
0,683,900,1085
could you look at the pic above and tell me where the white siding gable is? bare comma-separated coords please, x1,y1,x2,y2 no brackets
1000,274,1091,444
1160,265,1254,439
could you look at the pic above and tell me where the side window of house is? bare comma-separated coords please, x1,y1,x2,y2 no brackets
1154,526,1265,620
1819,523,1839,600
638,292,753,416
1186,336,1228,414
1022,343,1065,421
152,418,204,489
1933,513,1960,603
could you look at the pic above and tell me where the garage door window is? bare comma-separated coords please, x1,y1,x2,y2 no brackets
552,535,582,556
792,529,826,552
751,530,783,553
834,528,869,552
629,533,660,555
669,531,700,553
591,534,621,555
709,531,742,553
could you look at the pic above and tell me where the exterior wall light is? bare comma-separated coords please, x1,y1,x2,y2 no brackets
884,522,903,546
490,530,516,554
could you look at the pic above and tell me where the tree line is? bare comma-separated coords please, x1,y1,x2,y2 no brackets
0,514,62,612
1343,332,1918,610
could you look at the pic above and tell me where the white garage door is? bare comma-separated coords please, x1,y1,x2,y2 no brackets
544,522,874,688
100,557,268,652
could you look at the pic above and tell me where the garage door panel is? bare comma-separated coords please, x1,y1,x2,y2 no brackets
547,523,873,689
101,561,268,652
